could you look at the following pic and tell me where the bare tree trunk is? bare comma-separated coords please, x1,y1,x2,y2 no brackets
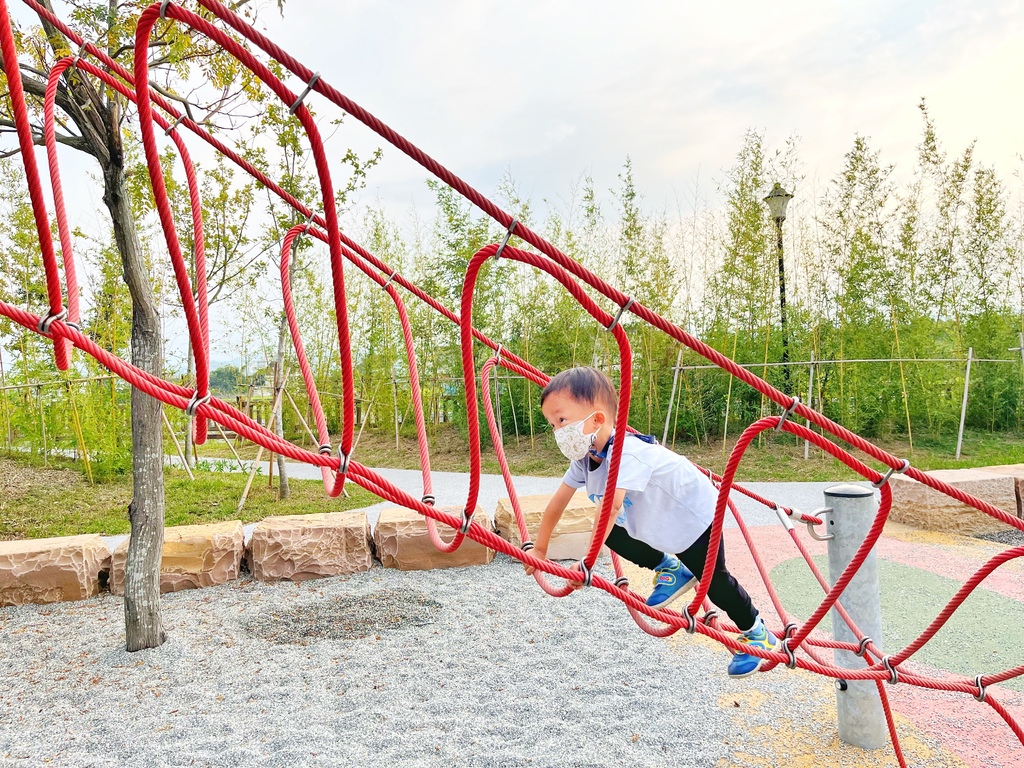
104,161,167,652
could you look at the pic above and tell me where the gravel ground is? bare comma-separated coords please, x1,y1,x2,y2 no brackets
0,554,838,768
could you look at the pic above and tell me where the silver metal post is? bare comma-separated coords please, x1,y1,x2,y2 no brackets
956,347,973,460
825,483,886,750
663,348,683,445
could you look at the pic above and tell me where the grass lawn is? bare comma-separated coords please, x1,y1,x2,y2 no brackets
0,455,378,540
5,426,1024,541
193,426,1024,482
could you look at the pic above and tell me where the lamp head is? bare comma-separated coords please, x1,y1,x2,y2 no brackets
764,183,793,223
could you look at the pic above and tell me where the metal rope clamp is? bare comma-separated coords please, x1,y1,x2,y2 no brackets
492,219,519,261
381,268,399,291
872,458,911,489
421,494,435,506
163,114,186,136
299,210,318,238
882,655,899,685
289,72,321,115
520,540,535,553
576,559,594,588
805,506,834,541
856,635,873,658
318,444,332,456
974,674,988,703
37,307,68,335
159,0,173,20
781,637,798,669
613,575,629,589
337,445,351,475
606,297,634,332
458,508,473,535
185,391,210,418
682,605,697,634
775,396,800,431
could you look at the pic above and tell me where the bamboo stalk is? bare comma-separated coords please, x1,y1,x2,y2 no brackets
66,382,93,485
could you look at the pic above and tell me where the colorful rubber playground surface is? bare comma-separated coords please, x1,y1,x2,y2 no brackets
668,520,1024,767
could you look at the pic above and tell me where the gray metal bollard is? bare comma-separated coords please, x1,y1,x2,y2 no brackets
824,483,887,750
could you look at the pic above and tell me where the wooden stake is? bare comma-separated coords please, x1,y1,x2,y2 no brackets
162,410,194,481
237,372,289,514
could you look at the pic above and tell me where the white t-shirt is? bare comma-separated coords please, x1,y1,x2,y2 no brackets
562,433,716,554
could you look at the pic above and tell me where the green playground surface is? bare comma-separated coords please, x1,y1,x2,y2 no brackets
771,555,1024,692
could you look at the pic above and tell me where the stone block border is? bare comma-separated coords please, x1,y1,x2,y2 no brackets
0,499,515,606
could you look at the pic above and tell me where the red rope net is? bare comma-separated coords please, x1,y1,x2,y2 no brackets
1,2,1022,762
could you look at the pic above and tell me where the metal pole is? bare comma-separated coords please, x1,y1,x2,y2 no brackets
956,347,973,460
825,483,886,750
663,348,683,445
776,217,791,395
804,351,815,460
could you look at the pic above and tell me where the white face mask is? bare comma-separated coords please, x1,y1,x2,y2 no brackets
553,412,598,461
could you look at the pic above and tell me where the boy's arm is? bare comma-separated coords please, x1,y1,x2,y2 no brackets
524,481,577,574
594,488,628,547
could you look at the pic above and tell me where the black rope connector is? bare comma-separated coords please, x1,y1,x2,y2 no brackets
783,622,798,640
65,322,80,333
872,459,911,489
421,494,435,506
185,391,211,418
289,72,321,115
775,396,800,432
37,307,68,335
493,219,519,261
606,297,634,332
318,444,332,456
703,609,719,624
613,576,629,589
520,540,535,552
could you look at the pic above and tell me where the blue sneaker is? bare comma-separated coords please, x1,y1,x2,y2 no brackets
727,621,778,678
645,558,697,609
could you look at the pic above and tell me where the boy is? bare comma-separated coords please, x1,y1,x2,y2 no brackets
526,366,777,678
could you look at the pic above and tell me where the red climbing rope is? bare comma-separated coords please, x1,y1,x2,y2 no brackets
1,2,1022,763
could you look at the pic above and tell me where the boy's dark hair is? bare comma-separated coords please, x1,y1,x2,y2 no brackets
540,367,618,415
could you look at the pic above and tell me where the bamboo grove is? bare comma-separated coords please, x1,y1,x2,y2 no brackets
2,101,1024,472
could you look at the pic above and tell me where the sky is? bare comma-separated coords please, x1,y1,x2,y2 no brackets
253,0,1024,216
6,0,1024,370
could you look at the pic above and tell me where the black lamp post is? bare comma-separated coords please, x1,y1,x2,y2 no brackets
764,183,793,394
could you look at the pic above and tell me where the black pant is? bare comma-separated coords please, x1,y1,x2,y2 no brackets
605,523,758,631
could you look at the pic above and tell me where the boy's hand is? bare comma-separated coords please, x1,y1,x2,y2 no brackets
565,562,586,590
523,545,547,576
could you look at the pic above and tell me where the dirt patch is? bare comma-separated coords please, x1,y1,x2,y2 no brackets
0,457,83,503
245,587,444,644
